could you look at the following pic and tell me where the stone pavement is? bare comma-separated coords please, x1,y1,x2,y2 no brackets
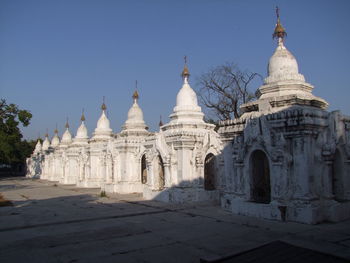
0,177,349,263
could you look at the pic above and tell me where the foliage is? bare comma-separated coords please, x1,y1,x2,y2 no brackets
0,99,34,171
196,63,262,121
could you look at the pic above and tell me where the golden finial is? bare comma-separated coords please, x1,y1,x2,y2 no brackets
132,90,139,100
45,128,48,138
101,96,107,111
54,124,58,134
65,117,69,129
81,108,85,122
181,55,190,79
273,6,287,40
132,80,139,100
159,115,163,127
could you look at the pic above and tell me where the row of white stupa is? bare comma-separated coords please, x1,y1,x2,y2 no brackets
35,89,149,152
27,10,350,224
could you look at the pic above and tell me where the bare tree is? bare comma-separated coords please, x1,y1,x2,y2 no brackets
196,63,262,121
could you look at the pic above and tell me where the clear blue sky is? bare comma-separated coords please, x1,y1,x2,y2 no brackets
1,0,349,140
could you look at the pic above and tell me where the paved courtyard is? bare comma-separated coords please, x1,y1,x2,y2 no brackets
0,177,350,263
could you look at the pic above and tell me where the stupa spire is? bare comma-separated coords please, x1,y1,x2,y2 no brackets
181,55,190,83
159,115,163,127
101,96,107,111
65,117,69,129
273,6,287,45
81,108,86,122
132,80,139,103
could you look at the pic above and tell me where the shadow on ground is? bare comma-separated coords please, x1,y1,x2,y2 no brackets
0,177,350,263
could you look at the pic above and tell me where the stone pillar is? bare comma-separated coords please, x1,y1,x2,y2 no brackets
235,163,245,197
174,139,195,186
270,162,284,201
322,159,334,199
292,136,316,200
164,157,171,188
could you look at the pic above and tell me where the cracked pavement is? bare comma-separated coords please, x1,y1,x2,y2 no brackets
0,177,350,263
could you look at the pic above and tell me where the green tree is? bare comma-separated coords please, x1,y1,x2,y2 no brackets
0,99,33,174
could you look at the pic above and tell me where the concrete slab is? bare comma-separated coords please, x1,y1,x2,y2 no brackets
0,177,349,263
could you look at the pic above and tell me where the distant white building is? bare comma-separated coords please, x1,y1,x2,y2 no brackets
27,13,350,224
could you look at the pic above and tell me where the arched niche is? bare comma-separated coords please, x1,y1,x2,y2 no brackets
250,150,271,204
204,153,216,191
156,154,165,190
141,154,147,184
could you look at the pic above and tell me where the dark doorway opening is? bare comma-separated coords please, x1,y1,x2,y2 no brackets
204,153,216,191
332,149,344,201
157,155,165,190
141,155,147,184
250,150,271,203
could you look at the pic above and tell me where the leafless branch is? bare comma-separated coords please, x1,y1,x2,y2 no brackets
196,63,261,121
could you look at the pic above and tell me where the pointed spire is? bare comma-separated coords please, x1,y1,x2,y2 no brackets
273,6,287,43
81,108,86,122
181,55,190,81
159,115,163,127
65,117,69,129
45,128,48,138
54,123,58,134
132,80,139,102
101,96,107,111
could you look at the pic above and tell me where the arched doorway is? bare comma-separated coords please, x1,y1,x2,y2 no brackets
141,155,147,184
204,153,216,190
157,155,165,190
332,149,344,201
250,150,271,203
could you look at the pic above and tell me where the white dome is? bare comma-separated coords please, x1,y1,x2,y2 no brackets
42,137,50,151
51,134,60,147
122,97,148,132
169,73,204,124
76,121,88,139
176,80,199,108
126,101,144,123
93,110,112,139
96,111,111,131
268,44,298,75
265,42,305,84
61,129,72,144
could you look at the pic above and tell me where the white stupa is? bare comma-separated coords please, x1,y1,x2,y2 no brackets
61,119,72,146
73,111,89,144
92,100,112,139
122,90,148,132
42,132,51,151
33,139,42,153
168,63,204,124
242,12,328,113
51,127,60,148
